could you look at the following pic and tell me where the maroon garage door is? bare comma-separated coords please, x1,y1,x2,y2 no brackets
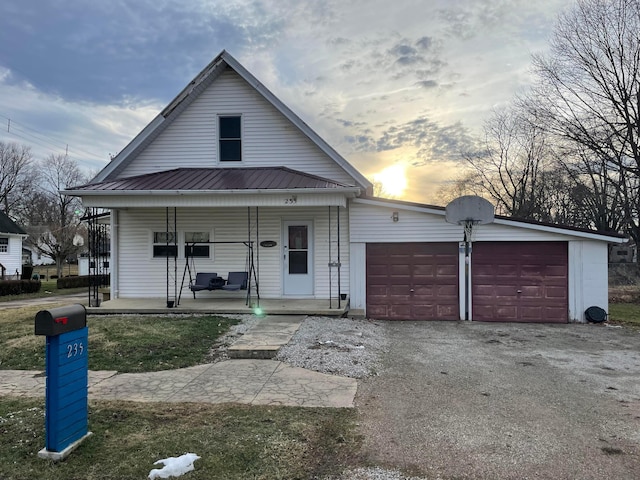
366,243,458,320
472,241,568,323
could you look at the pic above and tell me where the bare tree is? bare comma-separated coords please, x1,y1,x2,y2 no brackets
0,142,34,218
26,154,86,277
463,106,553,219
529,0,640,245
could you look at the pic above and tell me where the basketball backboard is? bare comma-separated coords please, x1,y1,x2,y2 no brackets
445,195,494,225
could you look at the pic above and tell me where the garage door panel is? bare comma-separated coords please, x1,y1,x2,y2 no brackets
389,265,411,276
367,264,390,276
437,264,458,276
437,285,458,297
412,265,435,276
366,242,458,321
389,305,411,318
472,242,568,323
546,287,567,299
367,305,388,318
412,285,435,297
520,286,543,298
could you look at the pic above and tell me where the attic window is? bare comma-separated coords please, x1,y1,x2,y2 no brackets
0,237,7,253
219,116,242,162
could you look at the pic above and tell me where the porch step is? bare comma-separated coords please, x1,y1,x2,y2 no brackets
227,315,305,360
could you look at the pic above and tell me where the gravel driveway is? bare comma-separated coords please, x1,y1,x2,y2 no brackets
354,321,640,480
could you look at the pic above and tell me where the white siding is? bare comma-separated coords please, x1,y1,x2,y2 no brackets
0,235,23,277
349,243,366,315
350,202,578,243
115,206,349,299
119,70,355,185
569,240,608,322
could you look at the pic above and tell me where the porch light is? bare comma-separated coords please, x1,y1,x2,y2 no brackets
392,211,399,222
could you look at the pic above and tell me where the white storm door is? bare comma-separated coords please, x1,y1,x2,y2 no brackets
283,221,313,295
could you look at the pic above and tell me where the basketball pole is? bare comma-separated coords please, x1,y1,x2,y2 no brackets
463,220,474,322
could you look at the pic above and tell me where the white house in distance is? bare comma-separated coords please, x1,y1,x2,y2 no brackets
0,210,28,279
65,51,624,323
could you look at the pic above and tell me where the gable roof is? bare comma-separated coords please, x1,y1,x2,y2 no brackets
354,196,627,243
0,210,26,236
68,167,358,194
93,50,372,192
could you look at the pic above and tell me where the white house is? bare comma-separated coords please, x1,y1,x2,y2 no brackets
65,51,624,323
0,210,28,279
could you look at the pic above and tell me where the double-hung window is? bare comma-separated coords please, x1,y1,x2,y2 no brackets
184,231,210,258
152,232,177,257
0,237,7,253
219,116,242,162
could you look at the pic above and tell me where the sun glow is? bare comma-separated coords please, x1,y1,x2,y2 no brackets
373,164,408,198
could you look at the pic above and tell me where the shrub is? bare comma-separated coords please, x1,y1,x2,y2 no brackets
57,275,110,289
0,280,41,296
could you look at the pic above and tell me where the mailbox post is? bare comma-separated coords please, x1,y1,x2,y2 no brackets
35,304,92,461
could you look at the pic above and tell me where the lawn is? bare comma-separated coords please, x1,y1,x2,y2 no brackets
608,303,640,329
0,397,362,480
0,306,364,480
0,305,238,372
0,280,86,302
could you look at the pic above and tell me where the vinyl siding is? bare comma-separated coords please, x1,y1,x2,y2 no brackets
119,70,355,185
350,202,580,243
0,235,23,276
568,240,608,322
115,206,349,299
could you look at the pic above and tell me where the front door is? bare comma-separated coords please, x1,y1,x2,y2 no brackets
283,221,313,296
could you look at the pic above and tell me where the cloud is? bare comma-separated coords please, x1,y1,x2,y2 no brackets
0,0,567,203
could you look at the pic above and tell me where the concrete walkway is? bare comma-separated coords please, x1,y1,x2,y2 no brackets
0,314,357,408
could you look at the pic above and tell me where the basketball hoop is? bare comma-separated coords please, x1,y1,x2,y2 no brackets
445,196,495,322
462,219,477,243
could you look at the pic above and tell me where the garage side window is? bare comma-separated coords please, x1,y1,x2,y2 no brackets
152,232,177,257
219,116,241,162
0,237,7,253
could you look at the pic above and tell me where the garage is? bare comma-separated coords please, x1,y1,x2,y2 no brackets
366,242,458,320
472,241,568,323
349,198,621,322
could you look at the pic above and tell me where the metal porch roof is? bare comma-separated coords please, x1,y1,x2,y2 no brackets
68,167,357,193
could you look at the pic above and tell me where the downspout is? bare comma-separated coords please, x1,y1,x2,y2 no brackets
111,209,119,299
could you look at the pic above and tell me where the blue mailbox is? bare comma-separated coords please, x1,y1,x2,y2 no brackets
35,304,92,460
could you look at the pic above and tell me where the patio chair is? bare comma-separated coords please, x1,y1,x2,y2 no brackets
189,272,225,298
221,271,248,291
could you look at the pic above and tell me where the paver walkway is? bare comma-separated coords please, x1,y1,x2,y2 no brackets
0,361,357,408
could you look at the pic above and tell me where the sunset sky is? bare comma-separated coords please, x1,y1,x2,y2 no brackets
0,0,569,203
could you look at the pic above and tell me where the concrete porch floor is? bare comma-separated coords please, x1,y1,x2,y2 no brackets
87,294,349,316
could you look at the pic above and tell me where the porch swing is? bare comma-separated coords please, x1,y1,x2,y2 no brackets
177,240,258,306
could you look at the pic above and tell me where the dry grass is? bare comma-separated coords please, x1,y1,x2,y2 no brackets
0,398,362,480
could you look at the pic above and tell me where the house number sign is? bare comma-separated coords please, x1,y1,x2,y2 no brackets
35,304,92,460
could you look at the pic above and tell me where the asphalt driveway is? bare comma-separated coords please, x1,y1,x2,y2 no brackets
356,321,640,480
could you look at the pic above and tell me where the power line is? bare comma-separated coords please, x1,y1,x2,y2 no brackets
0,113,108,163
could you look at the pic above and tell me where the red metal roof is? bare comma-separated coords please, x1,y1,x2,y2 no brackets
71,167,355,192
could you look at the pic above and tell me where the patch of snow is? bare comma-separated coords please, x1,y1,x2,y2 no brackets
148,453,200,479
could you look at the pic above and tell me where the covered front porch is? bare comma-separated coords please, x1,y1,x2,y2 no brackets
87,294,350,316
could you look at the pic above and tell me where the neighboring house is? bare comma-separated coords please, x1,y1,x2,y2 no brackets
65,50,625,323
22,244,55,266
0,210,28,279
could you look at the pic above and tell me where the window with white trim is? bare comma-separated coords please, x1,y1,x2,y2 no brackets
219,115,242,162
0,237,7,253
184,231,210,258
152,232,177,257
